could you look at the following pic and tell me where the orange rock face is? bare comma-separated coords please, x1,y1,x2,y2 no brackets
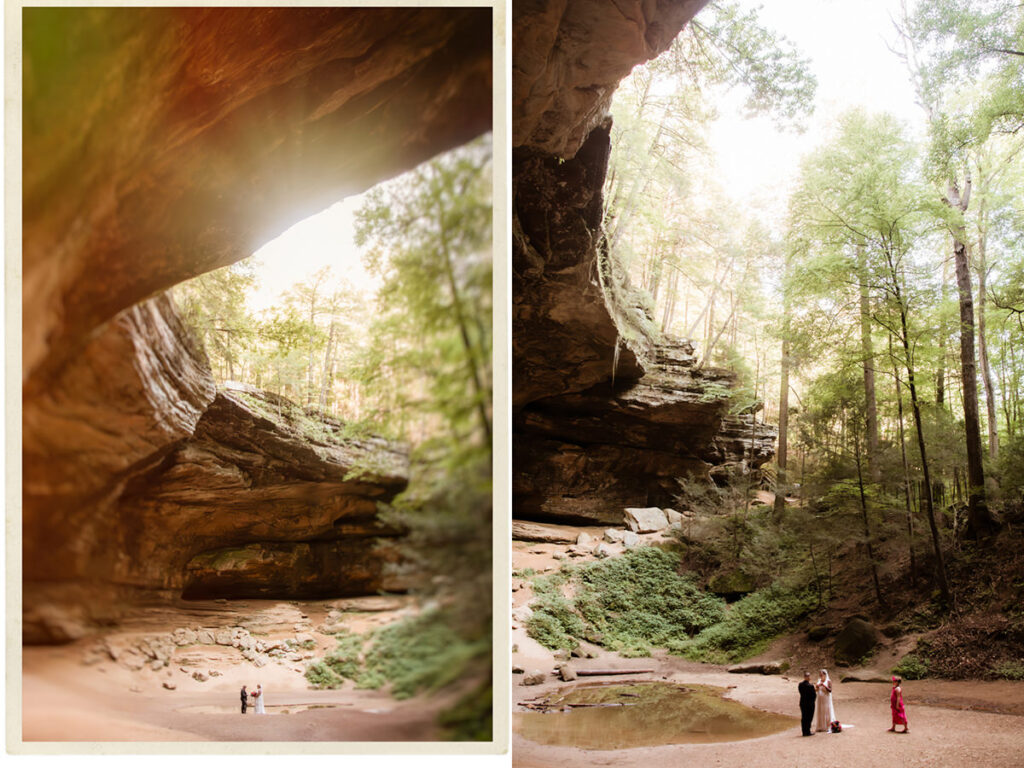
21,7,490,642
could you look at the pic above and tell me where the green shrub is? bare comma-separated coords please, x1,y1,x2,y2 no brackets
892,653,930,680
439,679,492,741
322,630,365,681
304,661,344,689
575,547,726,650
992,661,1024,680
681,586,816,662
361,609,488,700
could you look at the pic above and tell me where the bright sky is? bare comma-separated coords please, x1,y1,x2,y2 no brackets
708,0,927,223
246,192,380,314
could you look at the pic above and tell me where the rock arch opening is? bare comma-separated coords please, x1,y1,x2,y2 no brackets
22,6,491,643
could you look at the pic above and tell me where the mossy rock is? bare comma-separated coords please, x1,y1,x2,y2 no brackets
806,625,830,642
834,618,881,666
708,569,756,598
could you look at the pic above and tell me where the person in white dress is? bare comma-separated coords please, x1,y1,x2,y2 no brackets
254,683,266,714
815,669,836,732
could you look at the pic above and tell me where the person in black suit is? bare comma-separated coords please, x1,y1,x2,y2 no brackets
798,671,816,735
240,684,249,714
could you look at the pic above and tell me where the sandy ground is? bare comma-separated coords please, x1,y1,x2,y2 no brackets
513,653,1024,768
512,522,1024,768
21,597,460,743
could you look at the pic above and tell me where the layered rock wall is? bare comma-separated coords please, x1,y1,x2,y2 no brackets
22,8,488,641
512,1,775,526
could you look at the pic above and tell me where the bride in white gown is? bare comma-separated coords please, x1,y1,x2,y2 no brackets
815,669,835,732
254,683,266,714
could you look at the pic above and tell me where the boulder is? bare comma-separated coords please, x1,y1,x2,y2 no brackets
512,521,577,544
162,681,176,691
172,628,198,646
192,671,208,682
594,543,615,559
521,672,546,686
557,663,577,682
665,509,683,526
621,531,641,549
708,570,756,599
576,532,595,548
571,641,602,659
624,508,669,534
604,529,626,544
834,619,881,666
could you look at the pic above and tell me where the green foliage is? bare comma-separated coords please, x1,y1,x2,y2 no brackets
991,661,1024,680
360,608,489,700
893,653,932,680
527,548,726,655
439,679,493,741
678,587,817,663
576,548,726,652
304,661,343,690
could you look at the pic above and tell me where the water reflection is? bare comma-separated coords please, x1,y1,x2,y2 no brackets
515,682,795,750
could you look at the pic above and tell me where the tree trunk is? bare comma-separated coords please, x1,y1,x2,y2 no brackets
891,334,917,587
936,257,949,406
854,426,885,608
976,229,999,463
890,250,951,603
946,178,997,539
858,245,880,482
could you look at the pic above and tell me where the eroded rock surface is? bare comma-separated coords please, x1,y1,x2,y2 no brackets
23,8,487,642
513,2,776,527
515,337,777,525
514,0,710,157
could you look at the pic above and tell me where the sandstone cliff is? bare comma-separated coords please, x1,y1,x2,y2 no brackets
512,1,775,526
22,8,489,643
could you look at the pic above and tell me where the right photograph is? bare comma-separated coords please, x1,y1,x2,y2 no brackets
512,1,1024,766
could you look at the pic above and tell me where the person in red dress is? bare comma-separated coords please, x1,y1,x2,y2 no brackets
888,676,909,733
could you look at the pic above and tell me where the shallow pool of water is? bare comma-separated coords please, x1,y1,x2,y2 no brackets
514,681,796,750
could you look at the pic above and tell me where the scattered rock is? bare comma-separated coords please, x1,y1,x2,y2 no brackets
552,649,571,662
624,507,669,533
594,543,615,558
192,671,208,682
253,654,269,668
604,529,626,543
834,618,881,666
172,628,198,646
149,659,165,671
521,672,546,686
215,630,233,646
162,681,176,690
512,665,525,674
571,641,601,659
622,531,641,549
557,663,577,682
840,674,890,683
196,629,216,645
513,521,577,544
208,670,222,677
576,532,595,548
664,509,683,526
552,552,565,560
728,661,786,675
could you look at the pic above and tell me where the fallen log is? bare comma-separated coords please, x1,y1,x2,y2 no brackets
574,669,655,676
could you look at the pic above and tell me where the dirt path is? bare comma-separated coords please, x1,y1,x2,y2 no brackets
513,654,1024,768
20,597,452,743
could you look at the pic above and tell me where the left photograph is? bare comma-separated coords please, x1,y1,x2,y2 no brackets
19,6,494,744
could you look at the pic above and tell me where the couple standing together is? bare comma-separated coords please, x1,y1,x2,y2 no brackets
240,684,265,715
798,670,838,735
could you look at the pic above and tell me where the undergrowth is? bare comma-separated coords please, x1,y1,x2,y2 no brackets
304,609,487,699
